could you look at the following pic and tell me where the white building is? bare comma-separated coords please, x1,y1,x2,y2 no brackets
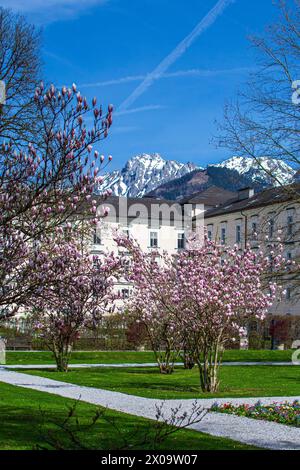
203,186,300,316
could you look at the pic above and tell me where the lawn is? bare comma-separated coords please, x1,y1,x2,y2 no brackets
0,382,258,450
23,365,300,399
5,349,294,365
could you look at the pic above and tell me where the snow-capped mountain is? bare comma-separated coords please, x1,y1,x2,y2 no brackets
147,156,296,200
213,156,295,186
99,153,198,197
98,153,296,200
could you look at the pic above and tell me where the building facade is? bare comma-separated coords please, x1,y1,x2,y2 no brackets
204,186,300,317
89,195,201,299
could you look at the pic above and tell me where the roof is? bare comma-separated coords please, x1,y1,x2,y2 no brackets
204,184,300,219
181,186,237,206
77,194,182,224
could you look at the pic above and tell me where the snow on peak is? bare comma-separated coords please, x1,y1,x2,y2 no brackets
213,156,295,185
98,154,296,199
99,153,198,198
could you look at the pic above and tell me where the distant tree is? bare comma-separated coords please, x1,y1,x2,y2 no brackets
125,318,148,350
218,0,300,191
269,317,291,349
0,7,42,146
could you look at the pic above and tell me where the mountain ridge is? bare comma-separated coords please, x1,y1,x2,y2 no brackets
99,153,198,198
98,154,295,201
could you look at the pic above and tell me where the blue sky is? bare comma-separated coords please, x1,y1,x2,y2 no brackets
1,0,280,170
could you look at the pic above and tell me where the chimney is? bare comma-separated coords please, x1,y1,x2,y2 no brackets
237,187,254,201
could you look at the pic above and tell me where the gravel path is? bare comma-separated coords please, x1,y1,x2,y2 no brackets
0,368,300,450
1,361,294,369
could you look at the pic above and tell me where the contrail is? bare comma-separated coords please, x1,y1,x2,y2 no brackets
80,67,252,89
115,104,166,116
118,0,235,111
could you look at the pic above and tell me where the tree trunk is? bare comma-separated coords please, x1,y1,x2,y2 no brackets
196,344,221,392
182,348,195,369
55,353,69,372
53,344,72,372
150,334,175,374
156,345,174,374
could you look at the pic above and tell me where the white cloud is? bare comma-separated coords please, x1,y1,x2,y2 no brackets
118,0,235,111
0,0,108,24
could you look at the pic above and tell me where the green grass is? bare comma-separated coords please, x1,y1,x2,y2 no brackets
5,349,294,365
6,350,157,365
0,382,258,450
23,365,300,399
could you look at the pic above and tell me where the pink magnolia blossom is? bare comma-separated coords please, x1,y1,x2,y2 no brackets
24,236,121,372
116,234,288,390
0,82,114,318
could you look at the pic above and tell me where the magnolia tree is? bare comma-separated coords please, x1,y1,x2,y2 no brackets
117,236,180,374
117,234,286,391
0,81,113,318
173,240,285,392
24,235,120,371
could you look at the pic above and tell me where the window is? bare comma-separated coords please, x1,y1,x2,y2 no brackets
92,256,101,268
150,231,158,248
221,227,226,244
251,221,258,238
93,228,101,245
286,251,293,271
207,224,213,241
121,257,131,272
286,287,291,301
220,222,227,245
177,232,185,249
268,253,275,272
236,225,241,243
121,288,130,299
287,215,293,237
268,216,275,238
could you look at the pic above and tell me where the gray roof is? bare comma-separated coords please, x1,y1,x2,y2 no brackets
78,194,183,224
204,184,300,218
181,186,237,206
